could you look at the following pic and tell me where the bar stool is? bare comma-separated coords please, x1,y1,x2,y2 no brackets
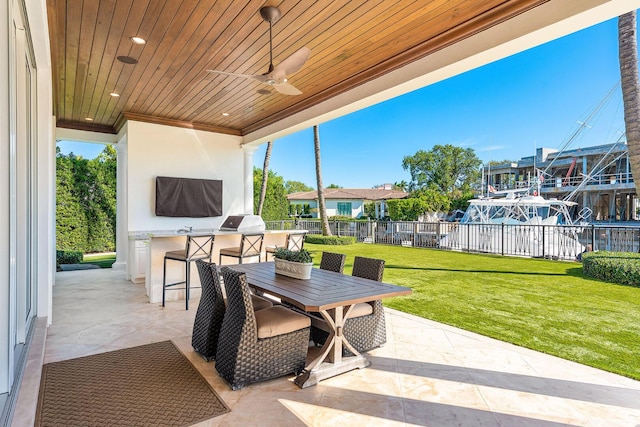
265,232,306,260
162,234,215,310
219,233,264,264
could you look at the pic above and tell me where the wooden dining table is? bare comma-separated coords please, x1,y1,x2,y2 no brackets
231,262,412,388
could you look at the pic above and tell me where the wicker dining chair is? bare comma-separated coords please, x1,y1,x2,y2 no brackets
215,267,310,390
319,252,347,273
192,260,274,361
312,256,386,355
192,260,225,361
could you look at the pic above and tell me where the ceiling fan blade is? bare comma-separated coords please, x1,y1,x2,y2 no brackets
270,47,310,79
206,69,266,82
273,81,302,96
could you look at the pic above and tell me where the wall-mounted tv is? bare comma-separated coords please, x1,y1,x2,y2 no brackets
155,176,223,217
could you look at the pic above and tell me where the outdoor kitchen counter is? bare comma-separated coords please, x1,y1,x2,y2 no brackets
127,229,305,304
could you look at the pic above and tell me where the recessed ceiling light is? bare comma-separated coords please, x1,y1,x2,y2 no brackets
222,112,229,117
110,92,120,97
85,117,93,121
117,56,138,64
130,36,146,45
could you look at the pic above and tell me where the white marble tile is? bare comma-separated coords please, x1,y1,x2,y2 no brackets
10,269,640,427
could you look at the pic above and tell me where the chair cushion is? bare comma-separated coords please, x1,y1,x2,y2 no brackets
265,245,278,253
348,302,374,318
251,294,273,312
254,306,311,339
164,250,187,260
219,247,241,257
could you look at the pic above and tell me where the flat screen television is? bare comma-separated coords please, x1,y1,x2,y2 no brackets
155,176,222,217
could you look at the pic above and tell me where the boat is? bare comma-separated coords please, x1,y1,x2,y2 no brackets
439,191,587,259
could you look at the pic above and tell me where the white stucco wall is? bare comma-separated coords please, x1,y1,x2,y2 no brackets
125,120,245,231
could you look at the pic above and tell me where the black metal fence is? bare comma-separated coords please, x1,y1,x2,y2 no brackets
264,219,640,261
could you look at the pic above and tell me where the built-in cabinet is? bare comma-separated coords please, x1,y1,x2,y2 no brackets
128,239,148,284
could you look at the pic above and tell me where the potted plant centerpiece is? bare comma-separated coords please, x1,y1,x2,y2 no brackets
273,248,314,279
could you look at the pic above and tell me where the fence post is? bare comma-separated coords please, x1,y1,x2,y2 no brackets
501,223,505,256
591,224,596,251
542,225,546,258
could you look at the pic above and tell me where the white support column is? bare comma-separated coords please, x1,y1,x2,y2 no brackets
243,146,258,215
113,134,128,272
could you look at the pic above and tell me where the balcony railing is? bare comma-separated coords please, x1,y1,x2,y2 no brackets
503,171,635,192
265,219,640,261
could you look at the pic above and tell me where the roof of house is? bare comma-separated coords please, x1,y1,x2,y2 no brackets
287,188,408,201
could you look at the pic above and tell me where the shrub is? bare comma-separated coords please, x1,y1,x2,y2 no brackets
56,250,83,267
305,235,355,245
582,251,640,287
273,248,313,263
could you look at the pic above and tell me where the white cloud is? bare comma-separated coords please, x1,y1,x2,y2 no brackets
477,145,507,152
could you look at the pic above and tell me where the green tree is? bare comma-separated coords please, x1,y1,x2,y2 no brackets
56,149,89,251
285,180,314,194
56,145,117,254
85,146,117,252
327,183,342,189
253,167,289,221
402,144,482,197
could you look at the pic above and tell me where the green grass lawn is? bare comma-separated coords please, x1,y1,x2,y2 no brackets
304,242,640,380
81,253,116,268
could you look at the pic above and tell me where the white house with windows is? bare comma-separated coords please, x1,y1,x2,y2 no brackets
288,188,408,219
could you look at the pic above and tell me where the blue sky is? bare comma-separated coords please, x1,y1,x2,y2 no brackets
59,16,630,189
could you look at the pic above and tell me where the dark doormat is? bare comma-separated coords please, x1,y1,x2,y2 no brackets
35,341,229,426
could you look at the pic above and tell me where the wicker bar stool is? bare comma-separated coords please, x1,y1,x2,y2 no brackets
162,234,215,310
215,267,310,390
312,256,387,354
319,252,346,273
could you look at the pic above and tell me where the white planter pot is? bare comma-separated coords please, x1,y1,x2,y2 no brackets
274,258,313,280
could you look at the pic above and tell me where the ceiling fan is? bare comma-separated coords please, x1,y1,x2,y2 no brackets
206,6,310,96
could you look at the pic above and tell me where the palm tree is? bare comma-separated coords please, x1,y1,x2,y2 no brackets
314,125,332,236
256,141,273,216
619,11,640,200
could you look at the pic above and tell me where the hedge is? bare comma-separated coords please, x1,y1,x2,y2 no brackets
56,250,83,267
582,251,640,287
304,235,355,245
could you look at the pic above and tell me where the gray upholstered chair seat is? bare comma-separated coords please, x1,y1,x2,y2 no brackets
219,247,260,258
251,294,273,311
254,306,311,339
349,302,374,318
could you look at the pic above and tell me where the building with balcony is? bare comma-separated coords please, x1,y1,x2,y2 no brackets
485,143,638,221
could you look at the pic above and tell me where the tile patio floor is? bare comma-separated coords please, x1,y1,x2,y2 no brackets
11,268,640,426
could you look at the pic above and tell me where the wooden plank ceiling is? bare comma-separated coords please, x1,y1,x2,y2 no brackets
47,0,548,136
